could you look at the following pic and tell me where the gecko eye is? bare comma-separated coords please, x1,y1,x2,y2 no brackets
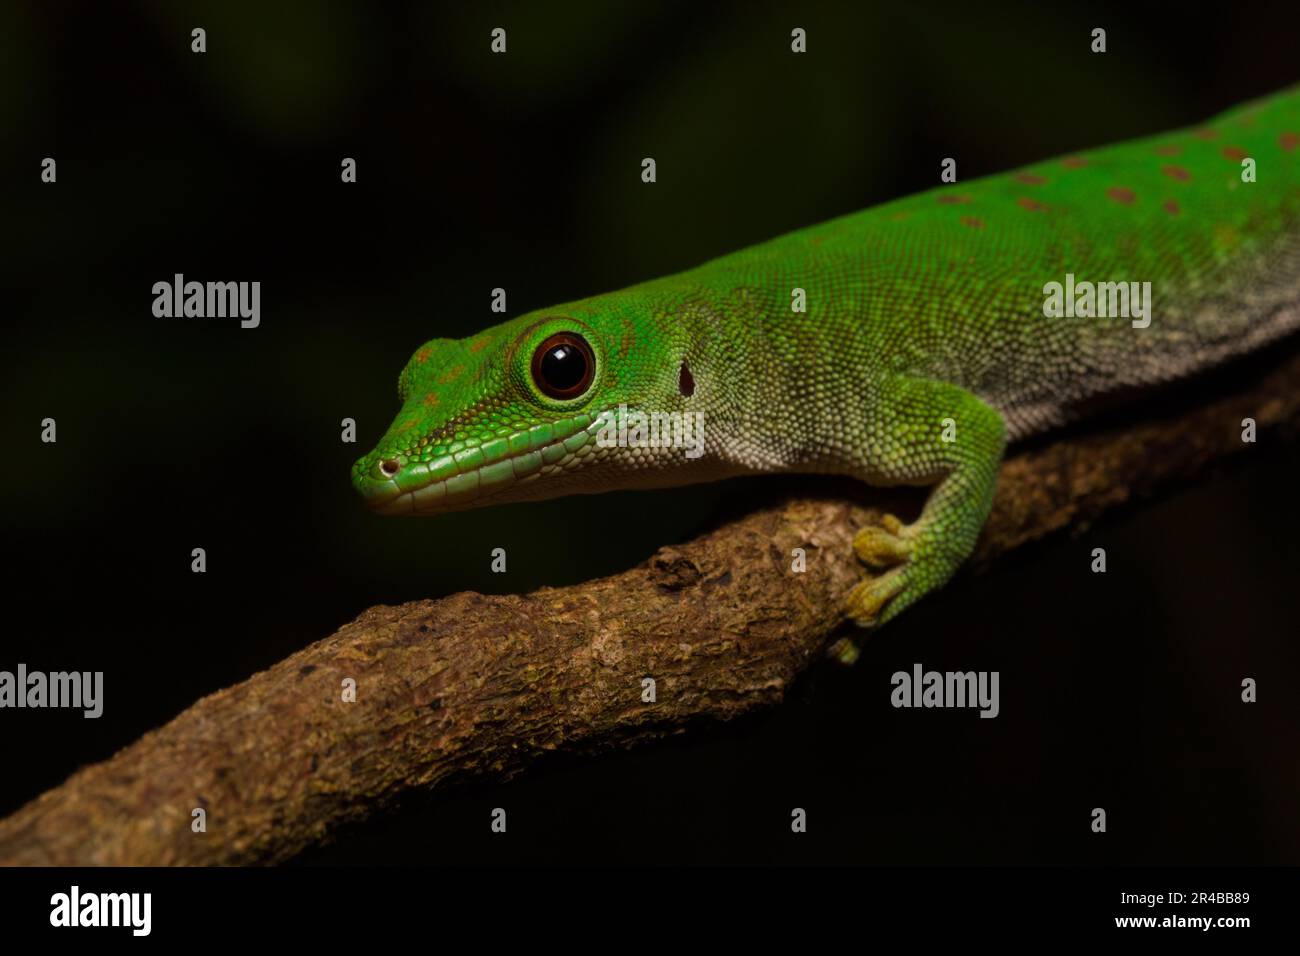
531,332,595,399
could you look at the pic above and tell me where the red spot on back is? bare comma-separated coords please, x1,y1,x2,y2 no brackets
1163,199,1180,216
1014,173,1047,185
960,216,984,229
1281,132,1299,152
1221,145,1247,161
938,194,972,205
1154,145,1182,156
1106,186,1136,205
1016,197,1048,212
1061,156,1089,168
1161,165,1190,181
1193,128,1218,140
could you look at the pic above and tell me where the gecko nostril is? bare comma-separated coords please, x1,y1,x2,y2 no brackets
380,459,400,477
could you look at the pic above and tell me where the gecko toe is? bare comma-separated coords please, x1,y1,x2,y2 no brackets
852,514,913,569
845,567,908,628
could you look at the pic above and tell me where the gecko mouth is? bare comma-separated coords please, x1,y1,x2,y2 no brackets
354,411,607,515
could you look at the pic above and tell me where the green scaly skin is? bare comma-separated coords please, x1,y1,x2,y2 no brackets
355,86,1300,627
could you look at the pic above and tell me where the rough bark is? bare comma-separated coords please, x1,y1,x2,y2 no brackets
1,348,1297,866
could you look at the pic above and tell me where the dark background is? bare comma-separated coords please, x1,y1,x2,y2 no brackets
2,0,1298,864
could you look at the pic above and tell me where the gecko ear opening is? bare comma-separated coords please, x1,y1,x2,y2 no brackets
678,361,695,397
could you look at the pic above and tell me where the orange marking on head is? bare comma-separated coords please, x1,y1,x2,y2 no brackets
1162,199,1180,216
938,194,972,205
1014,173,1047,185
1221,145,1247,161
888,212,910,221
1154,144,1182,156
1161,165,1190,181
1281,132,1299,152
1192,128,1218,140
396,418,417,433
1061,156,1089,168
437,363,465,385
421,393,440,408
468,336,493,353
1106,186,1136,205
960,216,984,229
414,346,432,364
1016,197,1048,212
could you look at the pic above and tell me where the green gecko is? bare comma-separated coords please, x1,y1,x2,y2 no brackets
354,85,1300,628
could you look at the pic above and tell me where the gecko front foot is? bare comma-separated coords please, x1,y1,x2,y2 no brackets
840,380,1006,630
845,515,914,627
844,500,986,628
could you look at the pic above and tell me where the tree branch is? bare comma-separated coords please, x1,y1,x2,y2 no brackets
2,348,1298,865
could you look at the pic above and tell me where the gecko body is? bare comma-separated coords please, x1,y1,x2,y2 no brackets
355,86,1300,626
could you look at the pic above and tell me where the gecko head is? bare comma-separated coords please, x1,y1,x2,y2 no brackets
352,306,691,514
